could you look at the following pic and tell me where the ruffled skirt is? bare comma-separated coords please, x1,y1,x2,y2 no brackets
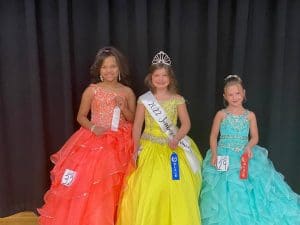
38,124,134,225
200,145,300,225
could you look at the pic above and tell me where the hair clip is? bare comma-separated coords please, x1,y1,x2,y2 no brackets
224,74,241,81
151,51,172,66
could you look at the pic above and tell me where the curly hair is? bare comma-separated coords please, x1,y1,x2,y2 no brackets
90,46,130,85
144,63,178,94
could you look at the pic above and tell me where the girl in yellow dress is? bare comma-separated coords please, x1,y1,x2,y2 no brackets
117,51,202,225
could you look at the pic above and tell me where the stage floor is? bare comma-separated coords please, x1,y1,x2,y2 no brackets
0,212,37,225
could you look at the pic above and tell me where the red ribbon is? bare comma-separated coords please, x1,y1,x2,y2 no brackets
240,152,249,179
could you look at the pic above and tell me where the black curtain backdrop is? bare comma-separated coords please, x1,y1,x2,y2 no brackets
1,0,300,217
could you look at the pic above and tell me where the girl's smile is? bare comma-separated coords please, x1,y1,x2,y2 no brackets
151,68,170,89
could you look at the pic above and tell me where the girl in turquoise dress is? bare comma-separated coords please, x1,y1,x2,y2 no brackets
200,75,300,225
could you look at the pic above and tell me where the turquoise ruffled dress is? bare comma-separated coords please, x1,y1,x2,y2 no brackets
199,110,300,225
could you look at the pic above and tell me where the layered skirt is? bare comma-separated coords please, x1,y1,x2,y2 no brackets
38,124,134,225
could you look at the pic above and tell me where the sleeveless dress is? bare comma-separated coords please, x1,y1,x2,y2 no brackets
116,96,203,225
38,85,134,225
200,110,300,225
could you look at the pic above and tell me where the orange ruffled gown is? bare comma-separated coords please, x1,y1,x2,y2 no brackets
38,85,134,225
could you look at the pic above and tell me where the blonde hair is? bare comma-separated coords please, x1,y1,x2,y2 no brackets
223,74,246,106
224,74,243,89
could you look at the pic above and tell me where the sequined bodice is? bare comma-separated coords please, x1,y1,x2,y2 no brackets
90,86,126,129
218,110,250,152
141,97,185,138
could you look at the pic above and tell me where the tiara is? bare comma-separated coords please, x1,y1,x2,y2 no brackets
224,74,241,81
151,51,171,65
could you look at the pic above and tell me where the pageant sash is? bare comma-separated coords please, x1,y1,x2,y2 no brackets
140,91,200,173
111,106,121,131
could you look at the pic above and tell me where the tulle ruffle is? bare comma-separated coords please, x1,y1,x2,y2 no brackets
200,145,300,225
38,124,134,225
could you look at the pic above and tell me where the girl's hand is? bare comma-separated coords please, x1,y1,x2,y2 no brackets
244,146,253,158
211,153,217,167
91,126,107,136
168,137,179,150
114,96,127,111
133,146,142,164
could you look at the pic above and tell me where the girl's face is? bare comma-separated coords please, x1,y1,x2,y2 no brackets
223,83,245,107
151,68,170,90
99,56,119,82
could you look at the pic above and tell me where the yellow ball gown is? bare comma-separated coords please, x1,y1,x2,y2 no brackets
117,96,202,225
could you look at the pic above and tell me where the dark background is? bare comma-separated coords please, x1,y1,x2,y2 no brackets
1,0,299,217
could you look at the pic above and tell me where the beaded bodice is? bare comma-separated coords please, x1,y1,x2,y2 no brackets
90,85,126,129
218,110,250,152
140,96,185,139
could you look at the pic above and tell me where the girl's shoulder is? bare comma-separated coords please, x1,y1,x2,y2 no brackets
172,94,185,105
86,83,98,93
118,85,135,100
119,84,134,94
79,84,97,100
88,83,100,91
246,110,256,120
215,109,227,120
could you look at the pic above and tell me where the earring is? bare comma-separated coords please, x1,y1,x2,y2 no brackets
118,73,121,81
100,75,103,82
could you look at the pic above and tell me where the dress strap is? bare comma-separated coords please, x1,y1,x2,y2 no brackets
222,109,230,115
243,110,249,116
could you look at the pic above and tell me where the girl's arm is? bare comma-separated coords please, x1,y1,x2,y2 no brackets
244,111,259,158
169,98,191,149
209,110,223,166
132,103,145,152
77,86,95,130
77,86,106,136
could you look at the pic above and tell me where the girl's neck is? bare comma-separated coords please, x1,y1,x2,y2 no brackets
226,106,245,114
154,89,173,100
100,81,121,89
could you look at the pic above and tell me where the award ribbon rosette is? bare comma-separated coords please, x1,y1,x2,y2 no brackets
240,152,249,179
170,152,180,180
111,106,121,131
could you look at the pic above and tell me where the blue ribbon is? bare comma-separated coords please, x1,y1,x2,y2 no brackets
171,152,180,180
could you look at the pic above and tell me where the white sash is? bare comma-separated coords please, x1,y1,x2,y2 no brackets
111,106,121,131
140,91,200,173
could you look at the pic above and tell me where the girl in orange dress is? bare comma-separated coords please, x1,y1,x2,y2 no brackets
38,46,136,225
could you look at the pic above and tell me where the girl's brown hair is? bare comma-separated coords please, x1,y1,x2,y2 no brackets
144,63,178,94
90,46,130,85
